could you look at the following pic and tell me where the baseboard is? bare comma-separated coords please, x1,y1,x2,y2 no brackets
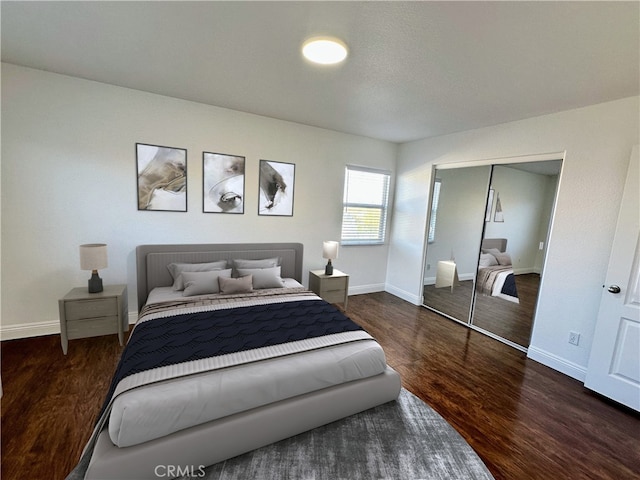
527,345,587,382
349,283,385,296
0,319,60,341
514,267,537,275
384,284,421,306
425,269,539,283
423,272,475,285
1,312,138,341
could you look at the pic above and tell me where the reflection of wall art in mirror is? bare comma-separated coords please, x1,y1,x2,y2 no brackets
203,152,245,214
485,188,494,222
258,160,295,216
494,194,504,222
136,143,187,212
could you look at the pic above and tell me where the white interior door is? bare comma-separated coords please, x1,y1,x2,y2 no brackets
584,146,640,411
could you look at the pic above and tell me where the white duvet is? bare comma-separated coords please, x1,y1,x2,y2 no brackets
108,285,387,448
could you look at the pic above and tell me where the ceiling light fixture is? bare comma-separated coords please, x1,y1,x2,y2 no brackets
302,36,348,65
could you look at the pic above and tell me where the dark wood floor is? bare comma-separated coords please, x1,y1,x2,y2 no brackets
2,291,639,480
348,292,639,480
1,330,125,480
424,274,540,347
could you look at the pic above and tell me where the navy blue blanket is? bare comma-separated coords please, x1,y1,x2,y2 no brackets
99,299,362,419
501,273,518,299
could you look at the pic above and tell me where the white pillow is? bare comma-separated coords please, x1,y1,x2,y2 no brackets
479,253,499,267
167,261,227,290
484,248,512,266
181,269,232,296
236,266,284,289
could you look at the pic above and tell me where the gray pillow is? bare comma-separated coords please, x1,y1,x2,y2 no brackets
181,269,232,296
168,261,228,290
233,257,280,270
479,253,499,267
236,266,284,289
484,248,512,266
219,275,253,294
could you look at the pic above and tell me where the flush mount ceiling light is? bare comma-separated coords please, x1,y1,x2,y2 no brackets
302,36,348,65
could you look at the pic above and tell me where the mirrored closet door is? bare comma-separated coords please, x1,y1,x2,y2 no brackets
422,166,491,323
422,159,562,351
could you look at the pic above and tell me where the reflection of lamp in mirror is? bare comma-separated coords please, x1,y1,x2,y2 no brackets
80,244,108,293
323,241,339,275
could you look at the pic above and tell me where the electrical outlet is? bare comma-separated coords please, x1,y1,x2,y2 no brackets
569,331,580,346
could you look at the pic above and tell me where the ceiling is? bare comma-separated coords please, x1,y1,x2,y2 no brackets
2,1,638,143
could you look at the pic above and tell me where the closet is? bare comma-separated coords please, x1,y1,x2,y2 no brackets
422,157,562,351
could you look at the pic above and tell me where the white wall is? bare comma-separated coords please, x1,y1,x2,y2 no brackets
387,96,639,381
0,64,397,338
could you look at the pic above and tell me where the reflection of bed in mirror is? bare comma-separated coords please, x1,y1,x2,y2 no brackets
472,237,542,348
476,238,519,304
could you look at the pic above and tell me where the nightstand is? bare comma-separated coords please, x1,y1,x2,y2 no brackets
435,260,459,292
309,269,349,309
58,284,128,354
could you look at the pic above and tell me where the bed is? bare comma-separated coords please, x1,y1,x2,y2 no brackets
476,238,519,304
73,243,401,480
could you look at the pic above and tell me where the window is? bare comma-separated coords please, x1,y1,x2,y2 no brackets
428,179,441,243
341,166,391,245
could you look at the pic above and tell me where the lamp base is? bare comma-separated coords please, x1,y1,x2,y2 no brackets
88,271,103,293
325,260,334,276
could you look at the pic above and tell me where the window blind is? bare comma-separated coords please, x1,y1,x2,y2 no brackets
428,179,441,243
341,166,391,245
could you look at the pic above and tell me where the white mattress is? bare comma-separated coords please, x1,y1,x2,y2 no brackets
108,284,387,447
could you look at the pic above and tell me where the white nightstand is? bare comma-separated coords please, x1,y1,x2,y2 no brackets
58,284,128,354
309,269,349,309
435,261,459,291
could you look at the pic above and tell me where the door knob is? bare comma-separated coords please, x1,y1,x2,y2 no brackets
607,285,621,294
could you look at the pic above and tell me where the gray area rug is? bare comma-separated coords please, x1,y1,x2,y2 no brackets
179,388,494,480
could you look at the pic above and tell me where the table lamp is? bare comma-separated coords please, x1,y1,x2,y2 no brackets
80,243,108,293
323,241,339,275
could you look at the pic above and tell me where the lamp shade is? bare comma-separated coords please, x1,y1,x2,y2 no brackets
322,241,339,260
79,244,108,271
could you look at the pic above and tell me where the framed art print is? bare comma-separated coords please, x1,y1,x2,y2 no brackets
136,143,187,211
203,152,245,214
258,160,295,216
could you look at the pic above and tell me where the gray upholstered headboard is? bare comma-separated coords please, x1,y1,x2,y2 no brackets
481,238,507,252
136,243,303,311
